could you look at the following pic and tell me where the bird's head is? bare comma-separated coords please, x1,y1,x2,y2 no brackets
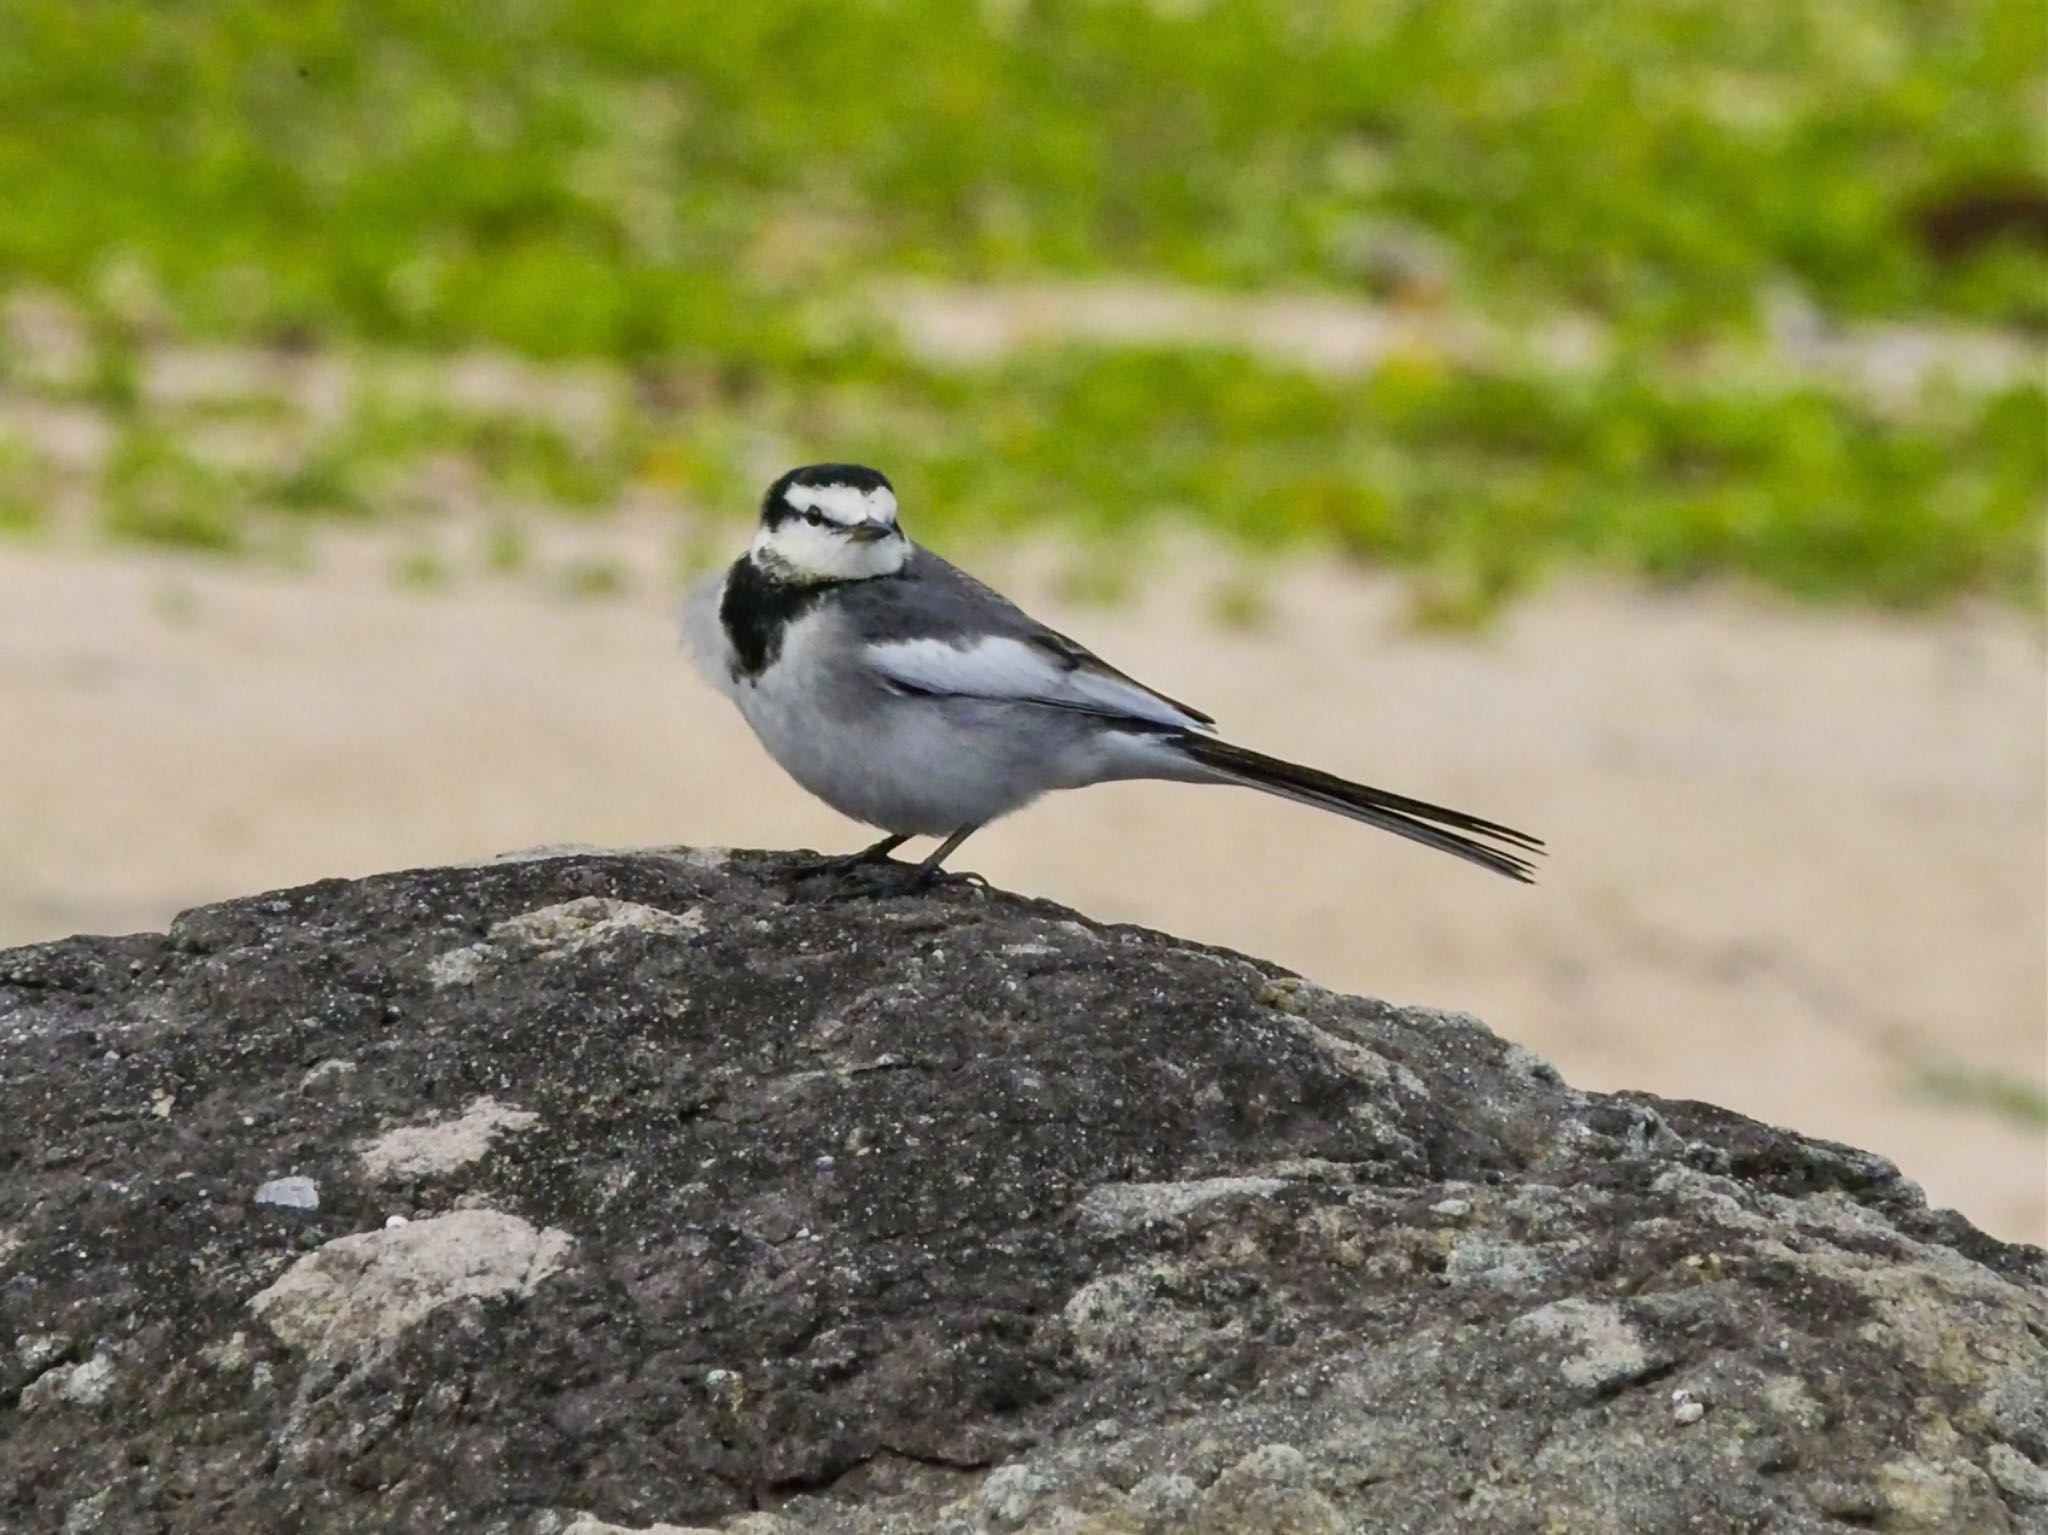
751,463,909,583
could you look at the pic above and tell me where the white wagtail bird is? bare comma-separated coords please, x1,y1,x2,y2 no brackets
684,463,1543,891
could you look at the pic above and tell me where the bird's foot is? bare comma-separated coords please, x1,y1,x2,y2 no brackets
783,836,908,883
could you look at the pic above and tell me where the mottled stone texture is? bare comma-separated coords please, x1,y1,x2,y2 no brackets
0,848,2042,1535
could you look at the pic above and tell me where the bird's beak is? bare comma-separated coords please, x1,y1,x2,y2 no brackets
846,523,894,544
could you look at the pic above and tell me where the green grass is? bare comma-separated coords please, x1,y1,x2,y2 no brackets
47,341,2038,611
882,350,2045,607
0,429,47,535
101,426,246,552
0,0,2041,610
3,0,2042,351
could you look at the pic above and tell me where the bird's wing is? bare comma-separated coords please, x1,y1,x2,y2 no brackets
861,629,1217,732
844,546,1216,731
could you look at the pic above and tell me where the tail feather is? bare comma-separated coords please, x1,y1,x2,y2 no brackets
1172,736,1544,883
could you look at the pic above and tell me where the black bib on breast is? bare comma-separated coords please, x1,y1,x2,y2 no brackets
718,558,842,681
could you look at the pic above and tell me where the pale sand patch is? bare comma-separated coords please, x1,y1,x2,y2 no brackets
0,538,2040,1241
879,278,2045,403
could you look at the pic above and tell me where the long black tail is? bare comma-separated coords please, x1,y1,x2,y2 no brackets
1173,736,1544,883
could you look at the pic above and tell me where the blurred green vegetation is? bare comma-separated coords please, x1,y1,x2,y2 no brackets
0,0,2042,611
1910,1060,2048,1129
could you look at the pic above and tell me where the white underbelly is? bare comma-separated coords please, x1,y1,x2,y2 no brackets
739,675,1058,834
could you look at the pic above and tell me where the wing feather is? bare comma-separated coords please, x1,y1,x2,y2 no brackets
864,634,1216,732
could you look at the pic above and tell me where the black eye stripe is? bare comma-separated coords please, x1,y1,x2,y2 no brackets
767,494,898,535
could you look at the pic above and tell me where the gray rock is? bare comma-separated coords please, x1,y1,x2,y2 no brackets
247,1208,573,1364
355,1095,540,1182
0,848,2043,1535
255,1176,320,1210
18,1350,116,1413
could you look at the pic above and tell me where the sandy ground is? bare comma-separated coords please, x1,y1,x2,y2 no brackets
2,534,2043,1242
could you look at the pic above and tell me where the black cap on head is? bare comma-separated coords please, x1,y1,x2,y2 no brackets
784,463,891,492
763,463,893,521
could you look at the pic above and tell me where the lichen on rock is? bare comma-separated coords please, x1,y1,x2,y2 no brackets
248,1208,573,1364
356,1095,542,1182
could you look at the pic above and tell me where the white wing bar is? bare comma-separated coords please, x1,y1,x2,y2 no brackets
863,636,1212,732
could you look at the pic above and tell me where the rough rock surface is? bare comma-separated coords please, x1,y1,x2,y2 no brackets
0,847,2042,1535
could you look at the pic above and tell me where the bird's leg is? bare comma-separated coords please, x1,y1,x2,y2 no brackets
906,824,984,889
812,825,986,900
787,832,911,881
839,831,915,868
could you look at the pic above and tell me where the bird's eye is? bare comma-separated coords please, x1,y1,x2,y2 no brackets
803,509,825,526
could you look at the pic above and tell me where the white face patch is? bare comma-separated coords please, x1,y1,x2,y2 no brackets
753,480,908,583
783,482,898,527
